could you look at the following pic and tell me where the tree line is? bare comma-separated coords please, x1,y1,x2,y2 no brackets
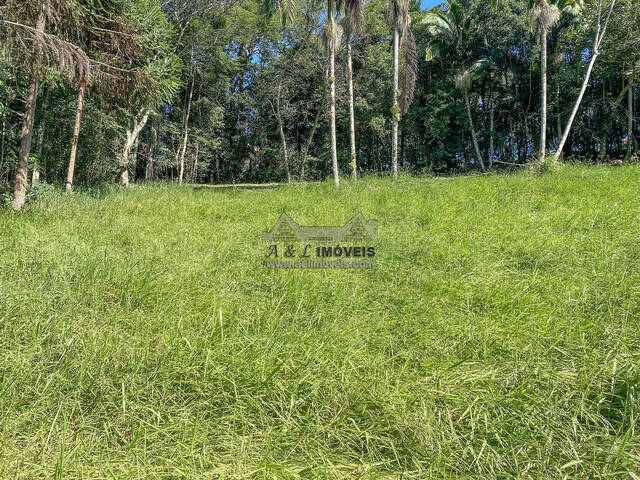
0,0,638,210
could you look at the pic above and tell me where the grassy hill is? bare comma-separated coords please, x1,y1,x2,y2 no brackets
1,165,639,478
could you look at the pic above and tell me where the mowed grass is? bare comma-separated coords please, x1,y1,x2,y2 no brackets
0,165,639,479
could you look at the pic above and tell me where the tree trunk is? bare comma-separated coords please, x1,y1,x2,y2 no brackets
610,79,635,111
627,77,633,159
1,110,5,171
178,71,195,184
465,90,485,172
347,39,357,179
489,85,495,169
191,141,199,183
12,9,46,211
599,79,607,161
554,41,599,160
33,87,49,185
400,127,405,168
522,111,532,158
120,111,150,188
146,115,157,181
329,7,339,187
130,131,139,181
274,83,291,183
556,84,562,149
65,82,87,192
301,104,322,180
539,26,548,163
509,119,516,161
554,0,615,162
391,24,399,177
120,132,134,188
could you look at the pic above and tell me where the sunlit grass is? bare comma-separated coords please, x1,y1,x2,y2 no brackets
0,164,639,478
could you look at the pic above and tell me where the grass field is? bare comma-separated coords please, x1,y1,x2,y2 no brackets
1,165,639,479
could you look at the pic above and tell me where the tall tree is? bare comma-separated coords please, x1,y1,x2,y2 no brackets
323,0,342,186
1,0,90,209
32,86,50,185
627,73,635,159
11,7,46,210
385,0,410,177
178,49,195,184
65,79,87,192
528,0,583,163
66,3,143,192
457,68,486,171
530,0,558,162
146,114,158,180
342,0,364,179
554,0,616,161
267,80,292,182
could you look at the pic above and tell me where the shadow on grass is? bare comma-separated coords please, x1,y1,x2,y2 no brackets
192,183,281,191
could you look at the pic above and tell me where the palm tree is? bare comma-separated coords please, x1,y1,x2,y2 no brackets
424,0,470,63
341,0,364,179
526,0,584,163
490,0,582,163
529,0,561,163
385,0,416,177
117,1,181,187
322,1,342,187
476,42,505,169
423,0,486,171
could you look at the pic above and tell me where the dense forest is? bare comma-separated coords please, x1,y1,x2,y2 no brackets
0,0,638,209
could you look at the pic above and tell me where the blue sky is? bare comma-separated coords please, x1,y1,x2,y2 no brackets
420,0,441,9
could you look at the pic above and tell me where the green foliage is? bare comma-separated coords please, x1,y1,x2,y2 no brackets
536,152,566,173
390,104,401,120
25,180,62,206
422,0,473,62
0,0,638,192
124,0,182,109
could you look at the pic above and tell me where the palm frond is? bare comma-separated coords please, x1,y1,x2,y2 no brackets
470,57,495,73
344,0,363,19
422,0,470,59
559,0,584,16
455,69,472,91
260,0,297,25
320,21,343,51
425,40,444,62
421,11,451,36
1,19,91,86
529,1,560,40
341,9,364,38
385,0,409,33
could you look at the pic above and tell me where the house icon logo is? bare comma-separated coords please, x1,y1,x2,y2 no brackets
262,213,378,243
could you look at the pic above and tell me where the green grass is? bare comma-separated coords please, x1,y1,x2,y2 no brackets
1,165,639,479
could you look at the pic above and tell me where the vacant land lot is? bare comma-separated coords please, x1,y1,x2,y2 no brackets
1,165,639,478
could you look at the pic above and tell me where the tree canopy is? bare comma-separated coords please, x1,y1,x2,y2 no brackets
0,0,638,205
